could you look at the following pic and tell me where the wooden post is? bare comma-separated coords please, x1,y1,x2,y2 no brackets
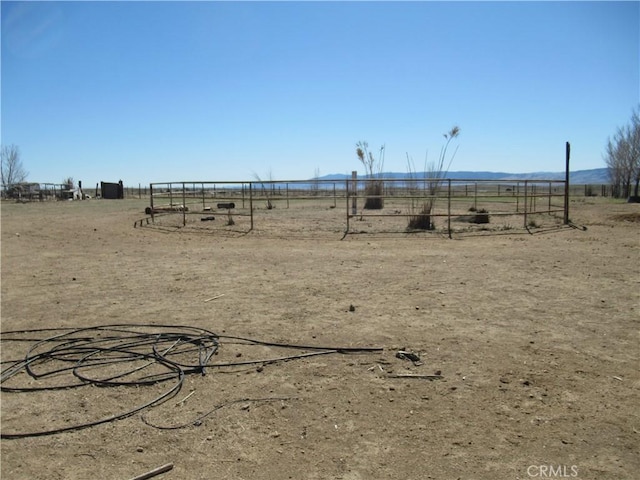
564,142,570,224
286,183,290,209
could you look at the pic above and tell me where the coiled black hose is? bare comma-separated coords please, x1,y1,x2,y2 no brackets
1,324,382,438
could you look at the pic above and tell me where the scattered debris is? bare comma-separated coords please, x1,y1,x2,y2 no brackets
386,374,443,380
175,391,195,406
145,205,188,214
349,304,356,312
200,216,215,222
395,350,421,365
217,202,236,210
204,294,225,302
129,463,174,480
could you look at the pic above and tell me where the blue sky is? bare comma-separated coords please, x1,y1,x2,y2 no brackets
2,1,638,186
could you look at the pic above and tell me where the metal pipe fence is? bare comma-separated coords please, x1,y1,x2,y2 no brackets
145,177,569,236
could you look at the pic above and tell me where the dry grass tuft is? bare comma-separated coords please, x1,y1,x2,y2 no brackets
611,212,640,223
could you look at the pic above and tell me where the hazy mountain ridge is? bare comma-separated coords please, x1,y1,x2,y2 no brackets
317,168,609,184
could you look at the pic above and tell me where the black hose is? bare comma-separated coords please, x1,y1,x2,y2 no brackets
0,324,383,439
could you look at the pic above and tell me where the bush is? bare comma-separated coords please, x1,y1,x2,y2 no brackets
407,205,434,230
364,180,384,210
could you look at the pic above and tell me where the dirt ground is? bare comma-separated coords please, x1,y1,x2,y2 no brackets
1,196,638,480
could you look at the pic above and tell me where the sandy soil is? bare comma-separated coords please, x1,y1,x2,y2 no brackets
1,196,638,480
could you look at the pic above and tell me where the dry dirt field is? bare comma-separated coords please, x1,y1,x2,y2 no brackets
1,196,638,480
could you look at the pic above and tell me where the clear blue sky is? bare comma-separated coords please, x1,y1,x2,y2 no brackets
2,1,638,186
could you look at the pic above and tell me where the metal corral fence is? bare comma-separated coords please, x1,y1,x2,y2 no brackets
144,176,570,236
347,177,568,237
1,183,73,201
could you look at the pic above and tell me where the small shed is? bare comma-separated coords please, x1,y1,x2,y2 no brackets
100,181,124,199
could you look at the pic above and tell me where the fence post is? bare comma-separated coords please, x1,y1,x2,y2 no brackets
249,183,254,231
345,178,350,233
351,171,357,215
564,142,570,224
150,184,154,222
474,182,478,210
182,183,186,227
532,184,536,212
447,179,452,239
523,180,528,228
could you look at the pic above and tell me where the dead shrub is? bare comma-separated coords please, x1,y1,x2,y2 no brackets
364,180,384,210
407,204,434,230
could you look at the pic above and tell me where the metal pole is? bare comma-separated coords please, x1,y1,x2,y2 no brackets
249,183,254,231
346,178,350,233
447,179,452,239
351,171,357,215
564,142,570,224
182,183,186,227
532,184,536,212
150,184,154,222
523,180,528,228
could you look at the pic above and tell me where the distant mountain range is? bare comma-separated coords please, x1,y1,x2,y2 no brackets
317,168,609,184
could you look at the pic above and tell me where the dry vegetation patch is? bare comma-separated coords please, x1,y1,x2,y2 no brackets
611,211,640,223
